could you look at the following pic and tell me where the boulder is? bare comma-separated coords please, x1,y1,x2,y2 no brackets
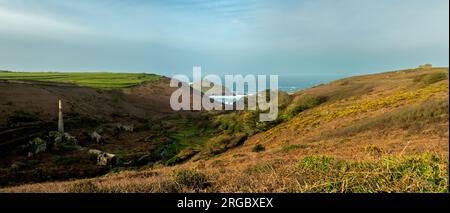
88,149,103,155
97,152,117,166
117,124,134,132
88,149,117,166
89,131,102,144
26,137,47,157
49,131,78,145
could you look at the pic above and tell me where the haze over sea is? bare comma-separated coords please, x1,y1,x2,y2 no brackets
187,73,347,94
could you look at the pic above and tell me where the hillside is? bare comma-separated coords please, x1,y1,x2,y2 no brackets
0,67,448,193
0,74,208,185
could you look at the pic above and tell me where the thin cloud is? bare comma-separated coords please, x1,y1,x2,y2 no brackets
0,6,91,39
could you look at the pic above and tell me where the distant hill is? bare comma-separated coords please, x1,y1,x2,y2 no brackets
0,74,209,186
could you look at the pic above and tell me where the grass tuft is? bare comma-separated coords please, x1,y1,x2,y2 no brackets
172,168,211,191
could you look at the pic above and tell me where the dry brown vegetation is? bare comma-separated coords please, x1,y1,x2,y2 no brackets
1,153,447,193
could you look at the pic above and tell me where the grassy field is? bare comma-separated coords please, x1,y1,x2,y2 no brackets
0,71,160,88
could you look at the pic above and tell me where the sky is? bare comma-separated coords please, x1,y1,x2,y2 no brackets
0,0,448,78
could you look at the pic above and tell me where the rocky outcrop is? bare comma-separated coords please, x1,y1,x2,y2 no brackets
49,131,78,145
97,152,117,166
88,149,117,166
25,137,47,157
89,131,102,144
116,124,134,132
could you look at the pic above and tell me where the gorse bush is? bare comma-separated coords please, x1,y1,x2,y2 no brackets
324,82,448,121
282,95,327,120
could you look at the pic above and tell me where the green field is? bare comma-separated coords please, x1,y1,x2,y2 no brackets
0,71,160,88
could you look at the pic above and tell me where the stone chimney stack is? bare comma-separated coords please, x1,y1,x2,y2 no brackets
58,100,64,132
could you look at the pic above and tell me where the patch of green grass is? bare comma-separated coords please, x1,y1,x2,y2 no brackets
245,162,276,175
281,95,327,121
203,133,247,157
296,154,448,192
144,120,215,165
0,71,160,89
169,121,214,152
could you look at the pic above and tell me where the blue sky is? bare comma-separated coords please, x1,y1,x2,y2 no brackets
0,0,448,77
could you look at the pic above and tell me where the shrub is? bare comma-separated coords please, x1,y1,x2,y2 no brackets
157,180,181,193
60,144,82,152
252,144,265,152
225,133,247,149
9,162,28,171
205,133,246,156
19,137,47,156
7,110,40,126
165,147,199,166
165,156,182,166
339,80,350,86
365,145,384,156
283,95,327,119
172,168,211,191
245,162,275,175
297,156,338,174
69,180,100,193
